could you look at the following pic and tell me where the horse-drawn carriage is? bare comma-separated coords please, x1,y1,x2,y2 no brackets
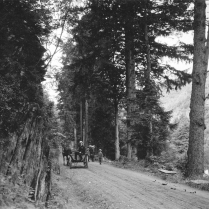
68,149,89,169
62,141,89,169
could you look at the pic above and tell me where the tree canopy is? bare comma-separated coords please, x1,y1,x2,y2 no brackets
0,0,52,136
56,0,194,159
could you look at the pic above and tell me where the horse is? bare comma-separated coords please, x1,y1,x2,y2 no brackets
89,145,95,162
62,146,72,165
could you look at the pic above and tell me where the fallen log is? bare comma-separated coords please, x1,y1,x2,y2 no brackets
189,180,209,185
158,169,177,174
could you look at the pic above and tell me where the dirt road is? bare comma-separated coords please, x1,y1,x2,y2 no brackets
52,161,209,209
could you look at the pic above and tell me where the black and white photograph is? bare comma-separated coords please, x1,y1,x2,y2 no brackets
0,0,209,208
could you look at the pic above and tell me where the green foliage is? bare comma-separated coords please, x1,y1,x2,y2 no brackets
175,154,188,175
0,0,51,136
161,79,209,174
90,96,116,159
132,83,173,159
57,0,194,159
0,173,32,208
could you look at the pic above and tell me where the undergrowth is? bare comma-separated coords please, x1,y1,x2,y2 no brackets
110,155,209,192
0,173,35,209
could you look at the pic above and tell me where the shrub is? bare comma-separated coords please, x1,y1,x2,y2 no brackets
175,154,188,175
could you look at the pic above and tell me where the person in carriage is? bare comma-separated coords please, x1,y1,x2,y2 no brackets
75,141,85,161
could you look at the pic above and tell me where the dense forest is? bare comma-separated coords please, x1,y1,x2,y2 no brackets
0,0,208,208
0,0,60,207
57,0,208,179
57,0,193,161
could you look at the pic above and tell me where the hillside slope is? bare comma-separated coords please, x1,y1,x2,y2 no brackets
160,79,209,167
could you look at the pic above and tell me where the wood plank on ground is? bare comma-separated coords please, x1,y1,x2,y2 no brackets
190,180,209,184
158,169,177,174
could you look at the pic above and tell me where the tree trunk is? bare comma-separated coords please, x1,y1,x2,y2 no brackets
125,3,136,159
74,127,77,149
6,120,32,175
144,1,153,158
85,99,88,146
187,0,207,179
80,100,83,142
115,103,120,160
147,110,153,157
144,3,151,82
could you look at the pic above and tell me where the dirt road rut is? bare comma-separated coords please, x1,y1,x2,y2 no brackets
53,161,209,209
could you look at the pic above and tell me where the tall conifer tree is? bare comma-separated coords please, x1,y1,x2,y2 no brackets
57,0,194,159
187,0,208,179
